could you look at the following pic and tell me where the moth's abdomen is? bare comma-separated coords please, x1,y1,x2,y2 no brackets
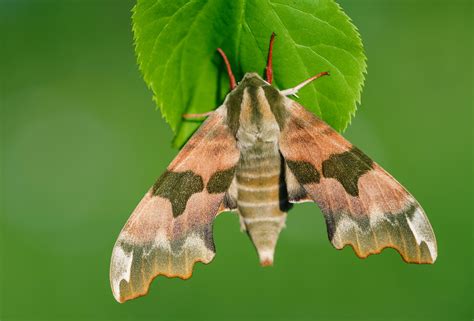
236,145,288,266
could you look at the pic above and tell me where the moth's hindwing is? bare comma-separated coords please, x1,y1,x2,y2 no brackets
280,101,437,264
110,106,239,303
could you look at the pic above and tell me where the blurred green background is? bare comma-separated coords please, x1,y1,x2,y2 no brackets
1,0,472,320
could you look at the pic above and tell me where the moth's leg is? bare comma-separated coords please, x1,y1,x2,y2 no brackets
182,111,213,119
265,32,276,84
280,71,330,97
217,48,236,90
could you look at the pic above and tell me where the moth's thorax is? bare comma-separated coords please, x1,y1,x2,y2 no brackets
223,73,285,149
236,86,280,148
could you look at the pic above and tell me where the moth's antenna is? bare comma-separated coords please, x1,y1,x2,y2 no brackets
265,32,276,84
182,111,213,120
280,71,330,97
217,48,237,90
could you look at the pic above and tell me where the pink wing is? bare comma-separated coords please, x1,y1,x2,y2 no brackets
110,106,239,302
279,101,437,264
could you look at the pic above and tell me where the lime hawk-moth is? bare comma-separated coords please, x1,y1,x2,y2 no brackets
110,34,437,303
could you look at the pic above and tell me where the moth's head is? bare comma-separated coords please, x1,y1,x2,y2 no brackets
225,72,281,105
225,72,282,104
238,72,270,89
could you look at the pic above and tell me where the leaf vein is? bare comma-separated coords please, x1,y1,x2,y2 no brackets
144,0,199,80
270,1,352,41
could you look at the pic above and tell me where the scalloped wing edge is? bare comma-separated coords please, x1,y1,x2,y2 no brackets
110,229,217,303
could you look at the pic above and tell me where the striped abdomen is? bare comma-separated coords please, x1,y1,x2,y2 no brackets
236,141,289,266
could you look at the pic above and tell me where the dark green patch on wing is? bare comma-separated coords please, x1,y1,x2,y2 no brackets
322,147,373,196
286,160,321,185
207,167,236,194
152,171,204,217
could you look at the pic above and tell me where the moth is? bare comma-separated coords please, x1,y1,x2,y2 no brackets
110,34,437,303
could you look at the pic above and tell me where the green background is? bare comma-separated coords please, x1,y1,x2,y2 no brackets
1,1,472,320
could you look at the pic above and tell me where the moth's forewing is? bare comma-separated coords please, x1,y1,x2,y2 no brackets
279,100,437,264
110,106,239,303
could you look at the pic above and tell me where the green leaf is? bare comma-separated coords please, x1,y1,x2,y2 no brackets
133,0,366,148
